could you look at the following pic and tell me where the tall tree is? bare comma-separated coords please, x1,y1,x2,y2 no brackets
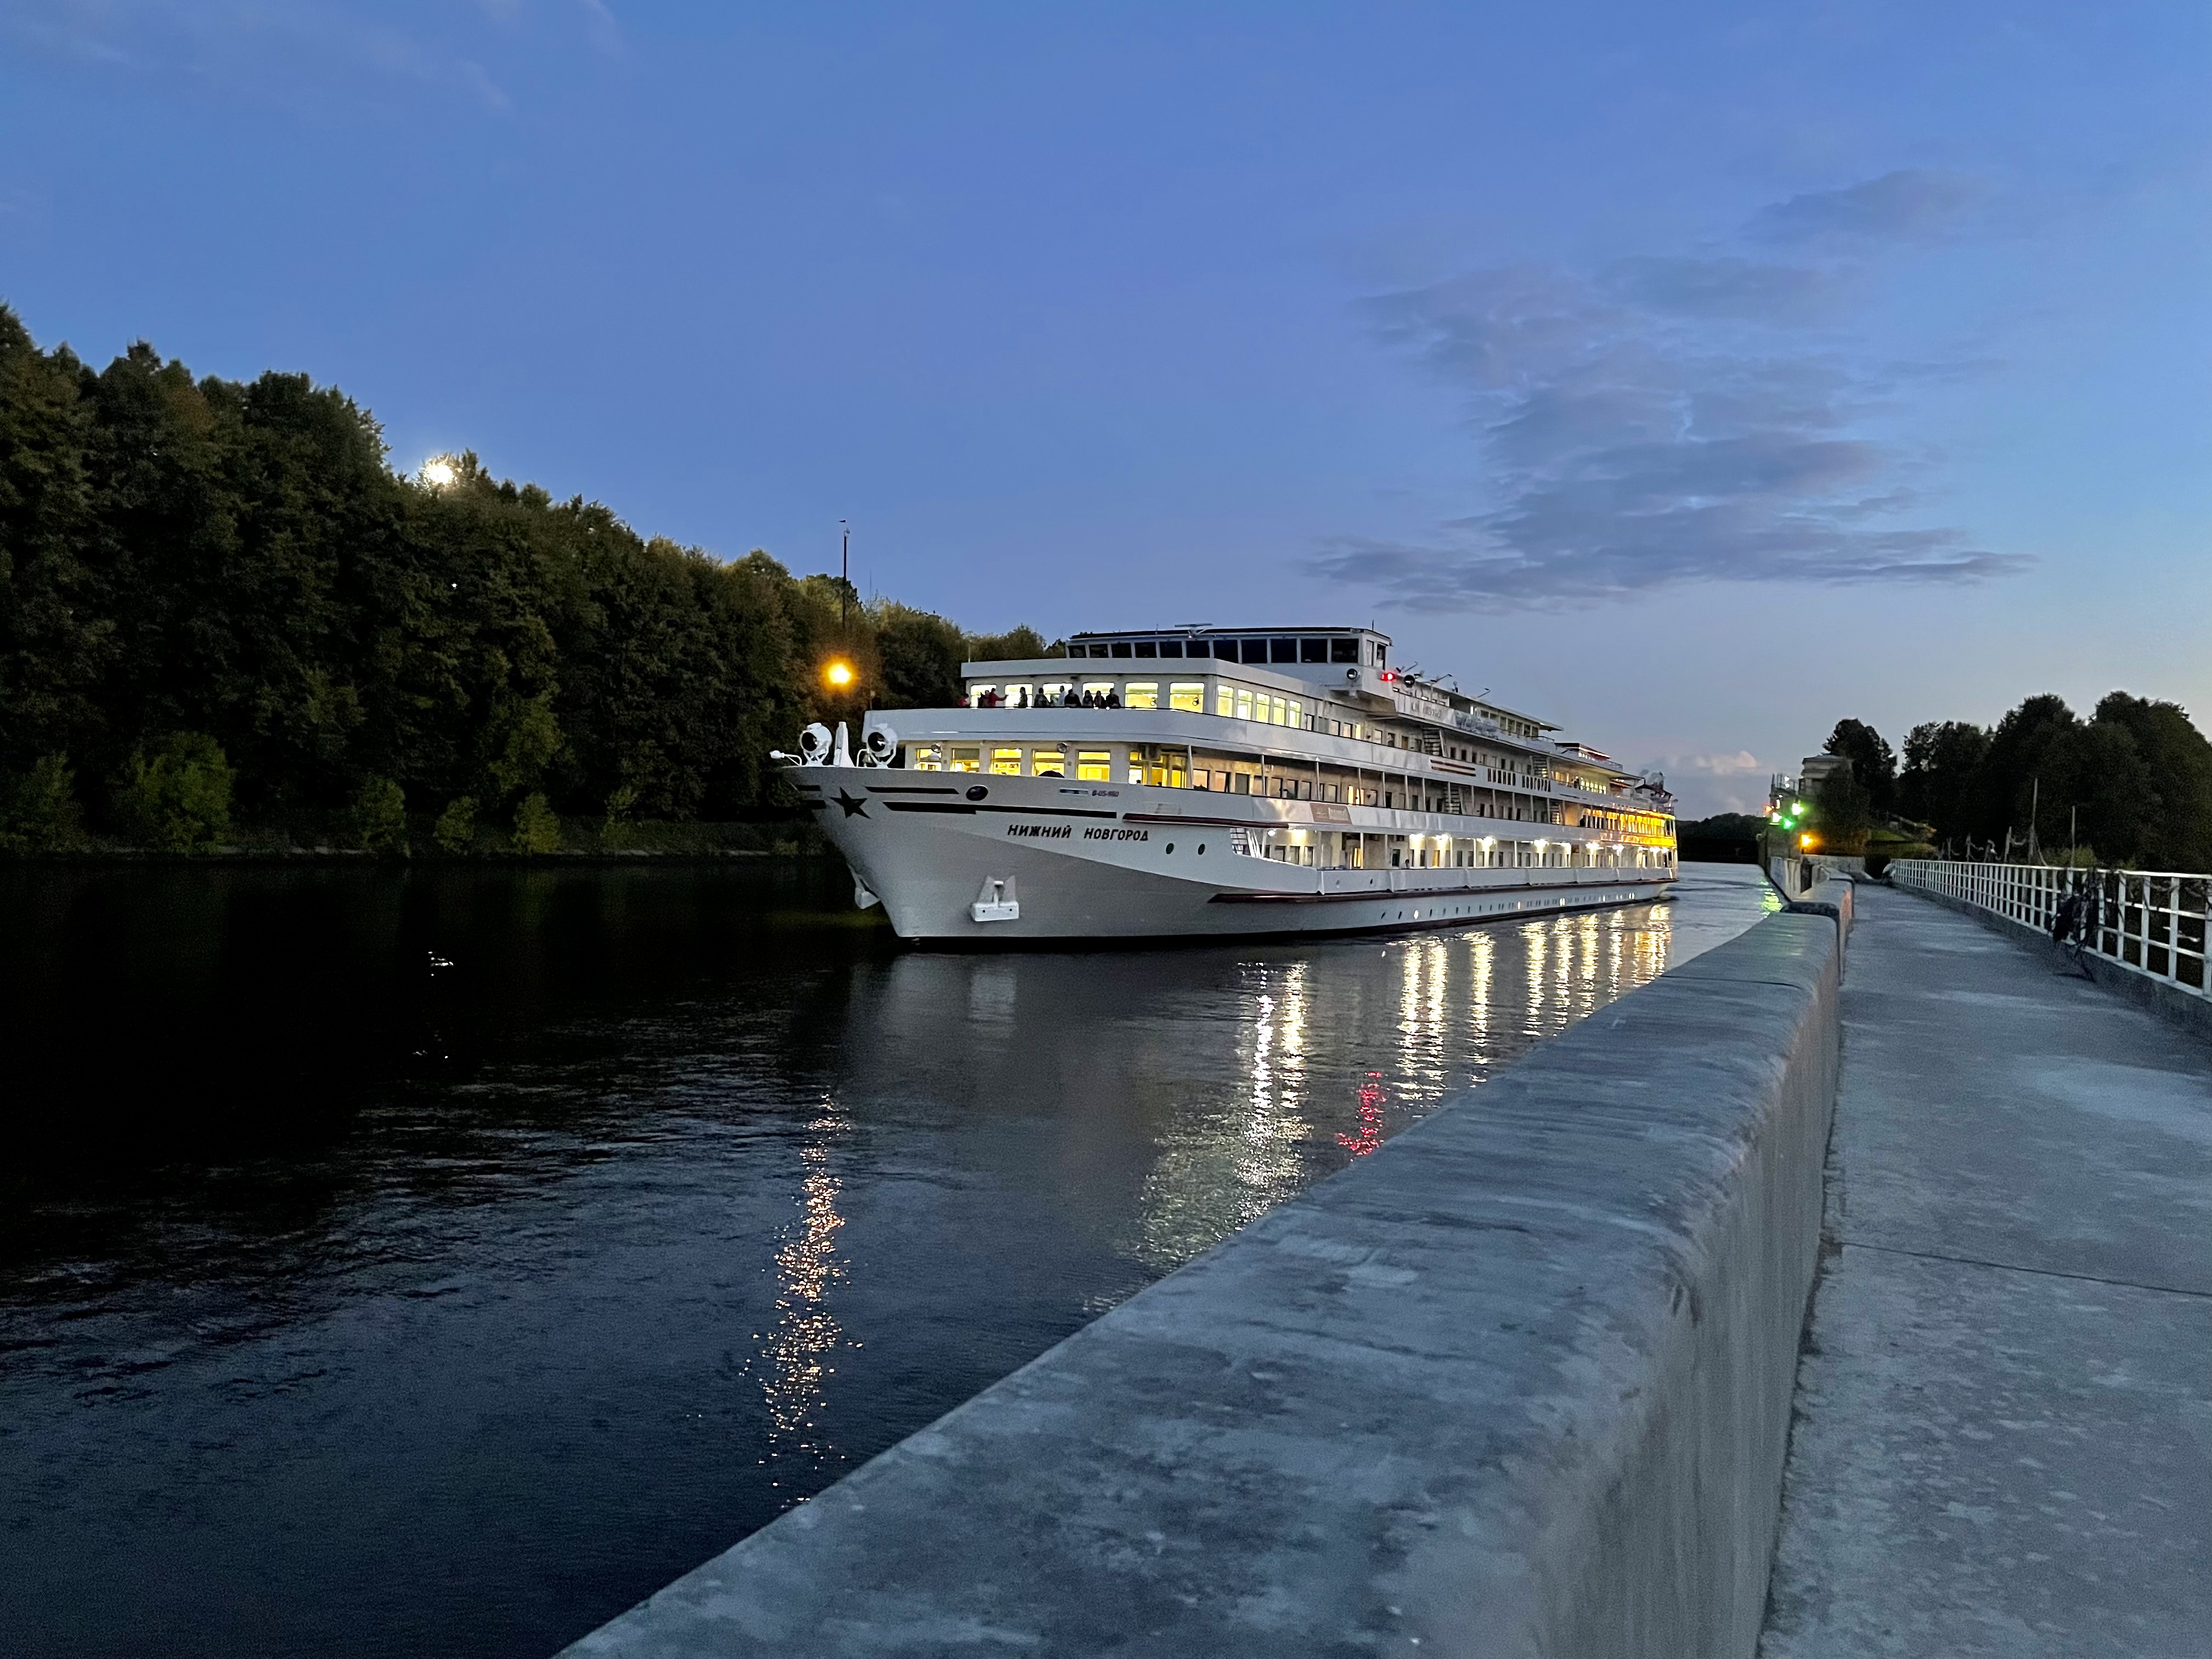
873,602,968,710
1972,694,2077,850
0,309,104,777
1898,720,1990,848
2092,692,2212,870
1822,718,1897,812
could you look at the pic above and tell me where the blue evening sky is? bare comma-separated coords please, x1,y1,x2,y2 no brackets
4,2,2206,814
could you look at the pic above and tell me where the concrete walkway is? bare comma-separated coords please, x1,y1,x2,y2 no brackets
1762,882,2212,1658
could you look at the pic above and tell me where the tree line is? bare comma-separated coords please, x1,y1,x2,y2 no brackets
1815,696,2212,870
0,307,1051,852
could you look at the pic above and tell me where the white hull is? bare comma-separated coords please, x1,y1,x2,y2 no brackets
798,767,1674,943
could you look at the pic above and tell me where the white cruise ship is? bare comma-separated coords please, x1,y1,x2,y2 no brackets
783,624,1676,941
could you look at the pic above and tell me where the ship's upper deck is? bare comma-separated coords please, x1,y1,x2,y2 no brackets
941,624,1664,800
1058,627,1553,743
857,619,1671,833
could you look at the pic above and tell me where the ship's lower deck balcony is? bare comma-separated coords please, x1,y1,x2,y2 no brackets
1238,827,1671,874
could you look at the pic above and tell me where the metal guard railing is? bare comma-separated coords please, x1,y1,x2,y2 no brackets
1890,860,2210,1001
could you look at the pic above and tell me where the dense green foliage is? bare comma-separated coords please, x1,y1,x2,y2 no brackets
1826,697,2212,870
1821,719,1895,812
119,730,235,851
1810,766,1874,848
1675,812,1766,863
0,308,1052,851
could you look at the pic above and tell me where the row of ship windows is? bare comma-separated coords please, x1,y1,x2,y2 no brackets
906,744,1670,838
915,746,1116,781
912,746,1341,793
968,681,1305,722
965,681,1383,740
915,744,1372,798
1072,636,1369,664
960,681,1564,775
1318,843,1670,871
907,745,1556,812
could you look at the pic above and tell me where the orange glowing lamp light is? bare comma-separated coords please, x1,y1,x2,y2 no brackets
1799,832,1818,850
822,658,856,691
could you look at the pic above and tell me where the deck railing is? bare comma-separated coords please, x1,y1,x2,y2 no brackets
1890,860,2210,1001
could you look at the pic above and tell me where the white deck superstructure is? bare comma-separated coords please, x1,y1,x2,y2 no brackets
786,624,1676,941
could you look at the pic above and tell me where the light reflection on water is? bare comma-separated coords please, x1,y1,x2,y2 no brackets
758,1102,849,1483
0,861,1775,1659
1109,878,1746,1275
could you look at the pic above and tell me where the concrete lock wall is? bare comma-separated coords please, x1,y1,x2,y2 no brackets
1782,873,1854,965
565,907,1847,1659
1768,855,1860,900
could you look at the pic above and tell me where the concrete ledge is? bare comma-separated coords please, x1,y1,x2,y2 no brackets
1891,881,2212,1045
1782,874,1854,925
1781,875,1854,964
563,913,1844,1659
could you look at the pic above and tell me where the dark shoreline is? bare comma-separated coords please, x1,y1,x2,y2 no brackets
1,847,830,863
1,822,838,864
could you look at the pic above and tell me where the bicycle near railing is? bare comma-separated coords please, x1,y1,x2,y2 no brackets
2049,881,2100,979
1889,859,2211,1002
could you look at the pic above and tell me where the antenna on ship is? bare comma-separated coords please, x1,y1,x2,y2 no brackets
840,520,850,629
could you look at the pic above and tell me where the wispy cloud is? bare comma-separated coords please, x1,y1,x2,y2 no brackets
1598,256,1847,324
1643,749,1771,820
1313,176,2029,608
1749,168,1988,250
1675,750,1764,777
575,0,623,58
3,1,514,114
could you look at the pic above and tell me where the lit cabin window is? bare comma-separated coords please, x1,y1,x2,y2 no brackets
1041,682,1072,704
1169,682,1205,712
1082,681,1115,702
1215,686,1234,716
1125,682,1160,710
910,744,945,771
950,746,981,773
1269,696,1287,726
968,684,995,705
1031,747,1066,777
1234,687,1255,720
1287,699,1302,728
990,747,1024,776
1076,749,1112,782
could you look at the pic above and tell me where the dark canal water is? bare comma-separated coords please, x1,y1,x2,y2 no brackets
0,860,1774,1658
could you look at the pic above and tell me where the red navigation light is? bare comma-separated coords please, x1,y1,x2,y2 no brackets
1378,669,1398,683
